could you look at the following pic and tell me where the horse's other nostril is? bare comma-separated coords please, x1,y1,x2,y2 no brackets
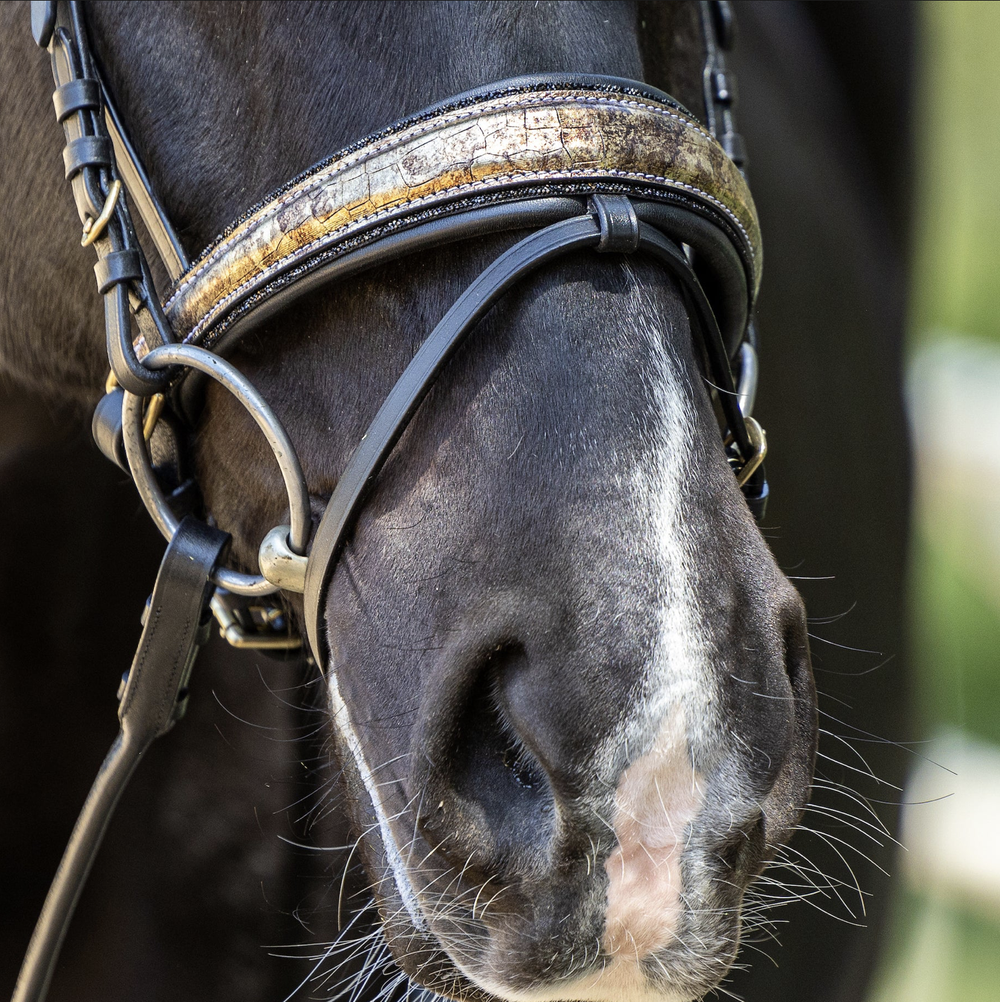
784,604,811,689
419,642,557,877
717,812,768,878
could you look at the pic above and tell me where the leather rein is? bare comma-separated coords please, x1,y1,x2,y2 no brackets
15,3,766,1000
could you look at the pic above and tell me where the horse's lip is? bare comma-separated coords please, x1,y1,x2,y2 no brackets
411,905,738,1002
356,694,793,1002
367,798,751,1002
466,954,727,1002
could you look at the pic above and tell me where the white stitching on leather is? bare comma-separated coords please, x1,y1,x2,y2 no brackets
165,92,746,312
175,168,754,343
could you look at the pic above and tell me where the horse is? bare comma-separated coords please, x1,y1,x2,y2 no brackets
0,3,912,1001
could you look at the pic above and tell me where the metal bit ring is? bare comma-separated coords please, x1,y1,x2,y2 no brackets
121,343,311,596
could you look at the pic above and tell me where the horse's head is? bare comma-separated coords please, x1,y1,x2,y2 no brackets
81,3,816,999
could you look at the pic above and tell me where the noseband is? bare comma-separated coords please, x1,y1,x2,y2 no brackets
17,2,766,1000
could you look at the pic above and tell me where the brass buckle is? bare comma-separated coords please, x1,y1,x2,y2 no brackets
81,179,121,247
209,591,302,651
735,416,767,487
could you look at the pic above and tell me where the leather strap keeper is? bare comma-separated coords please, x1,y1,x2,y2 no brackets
94,249,142,295
62,134,112,178
53,77,101,121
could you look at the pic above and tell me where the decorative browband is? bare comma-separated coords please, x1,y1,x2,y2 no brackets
163,77,761,347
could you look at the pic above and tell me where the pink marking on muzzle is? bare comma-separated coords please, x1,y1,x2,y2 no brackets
603,708,704,960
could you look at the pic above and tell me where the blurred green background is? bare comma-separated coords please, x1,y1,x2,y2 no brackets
870,3,1000,1000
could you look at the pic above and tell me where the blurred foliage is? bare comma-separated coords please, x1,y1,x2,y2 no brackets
908,0,1000,756
872,2,1000,1000
912,532,1000,746
910,1,1000,347
875,891,1000,1002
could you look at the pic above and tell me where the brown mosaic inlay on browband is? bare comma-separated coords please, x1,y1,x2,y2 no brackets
164,88,761,343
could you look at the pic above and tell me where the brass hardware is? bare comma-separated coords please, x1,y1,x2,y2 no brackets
105,370,164,442
81,179,121,247
735,416,767,487
142,393,165,440
209,593,302,651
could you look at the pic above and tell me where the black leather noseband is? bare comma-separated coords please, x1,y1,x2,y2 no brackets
301,201,757,666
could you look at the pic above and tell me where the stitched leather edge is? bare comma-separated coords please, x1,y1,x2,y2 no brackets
164,87,760,343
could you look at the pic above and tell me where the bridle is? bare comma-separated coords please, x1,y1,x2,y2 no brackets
15,2,767,1000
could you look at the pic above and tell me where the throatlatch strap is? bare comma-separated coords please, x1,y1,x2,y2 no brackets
12,518,228,1002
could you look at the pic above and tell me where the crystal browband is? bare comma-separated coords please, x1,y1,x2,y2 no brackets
162,76,761,351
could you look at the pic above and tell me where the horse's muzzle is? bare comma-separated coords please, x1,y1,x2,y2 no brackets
384,578,817,1002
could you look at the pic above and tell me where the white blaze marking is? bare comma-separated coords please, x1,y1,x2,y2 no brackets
486,278,719,1002
596,276,716,986
326,666,426,930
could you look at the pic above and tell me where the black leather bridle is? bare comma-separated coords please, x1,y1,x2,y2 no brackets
15,3,767,1000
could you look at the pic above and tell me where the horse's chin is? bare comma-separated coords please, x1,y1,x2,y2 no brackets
354,794,750,1002
371,855,745,1002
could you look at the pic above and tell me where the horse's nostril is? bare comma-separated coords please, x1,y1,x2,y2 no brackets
500,742,542,790
717,813,767,877
782,598,812,694
453,644,546,793
439,643,554,864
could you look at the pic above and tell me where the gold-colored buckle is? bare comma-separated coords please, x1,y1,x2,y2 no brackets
81,179,121,247
734,416,767,487
209,593,302,651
